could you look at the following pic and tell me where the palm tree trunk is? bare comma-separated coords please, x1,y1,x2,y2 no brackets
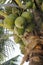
28,0,43,64
29,37,43,65
29,52,43,65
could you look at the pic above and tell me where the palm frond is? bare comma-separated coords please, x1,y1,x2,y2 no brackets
2,55,20,65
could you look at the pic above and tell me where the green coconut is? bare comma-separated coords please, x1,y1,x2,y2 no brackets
15,16,26,29
4,14,17,30
21,11,33,23
26,1,33,9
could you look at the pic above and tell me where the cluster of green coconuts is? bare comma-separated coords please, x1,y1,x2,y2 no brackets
4,10,35,54
3,0,43,54
23,0,43,11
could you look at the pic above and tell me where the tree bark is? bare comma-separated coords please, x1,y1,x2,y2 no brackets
29,41,43,65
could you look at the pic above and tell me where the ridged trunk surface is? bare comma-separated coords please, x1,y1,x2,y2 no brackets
29,39,43,65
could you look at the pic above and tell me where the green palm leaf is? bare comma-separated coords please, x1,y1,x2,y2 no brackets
0,0,6,4
2,55,20,65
